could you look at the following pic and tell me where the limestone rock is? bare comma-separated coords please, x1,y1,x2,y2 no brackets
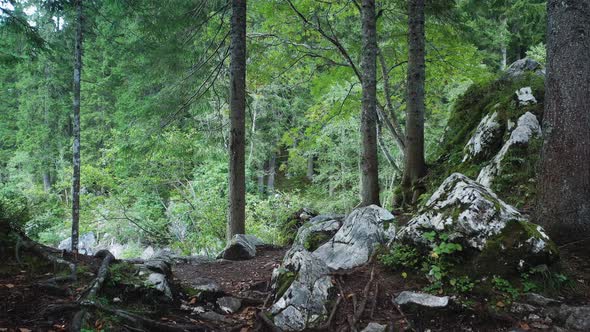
394,291,449,308
463,111,502,162
217,234,258,260
505,58,544,78
58,232,96,255
398,173,524,250
516,87,537,105
292,217,342,252
270,250,333,331
361,322,387,332
217,296,242,314
147,273,173,300
477,112,541,187
313,205,395,270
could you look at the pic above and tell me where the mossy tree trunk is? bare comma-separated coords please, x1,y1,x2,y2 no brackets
71,0,83,253
535,0,590,245
400,0,427,207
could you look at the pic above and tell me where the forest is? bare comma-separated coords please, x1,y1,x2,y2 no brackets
0,0,589,331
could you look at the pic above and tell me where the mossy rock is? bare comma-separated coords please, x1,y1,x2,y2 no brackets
274,268,297,299
303,231,332,251
476,219,558,276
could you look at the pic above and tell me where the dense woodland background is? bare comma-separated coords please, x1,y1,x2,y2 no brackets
1,0,548,256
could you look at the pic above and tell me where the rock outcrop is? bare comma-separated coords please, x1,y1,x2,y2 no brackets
477,112,541,187
505,58,544,78
463,111,502,162
398,173,556,273
269,205,395,331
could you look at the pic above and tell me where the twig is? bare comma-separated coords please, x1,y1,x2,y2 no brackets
318,296,342,330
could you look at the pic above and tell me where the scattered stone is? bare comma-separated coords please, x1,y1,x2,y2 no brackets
463,111,502,162
313,205,395,270
477,112,541,187
516,87,537,105
200,311,234,324
361,322,387,332
191,277,223,297
511,302,538,315
140,246,155,260
217,296,242,314
113,297,122,303
394,291,449,308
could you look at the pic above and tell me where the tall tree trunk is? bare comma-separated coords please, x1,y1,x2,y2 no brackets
227,0,247,242
266,153,276,194
360,0,380,206
500,16,508,70
71,0,83,253
535,0,590,245
400,0,427,207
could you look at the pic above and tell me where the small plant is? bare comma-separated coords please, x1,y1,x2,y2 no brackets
450,276,475,293
379,244,421,270
492,276,519,299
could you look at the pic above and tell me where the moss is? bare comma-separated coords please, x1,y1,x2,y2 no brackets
303,232,332,251
108,262,143,286
476,219,557,276
275,269,296,299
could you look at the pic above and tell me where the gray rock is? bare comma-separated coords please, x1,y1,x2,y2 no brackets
477,112,541,188
313,205,395,270
398,173,524,250
463,111,502,162
270,250,333,331
558,305,590,331
191,277,222,294
144,258,171,275
147,273,173,300
394,291,449,308
361,322,387,332
309,214,345,223
199,311,234,324
523,293,560,307
511,302,538,315
505,58,544,78
217,296,242,314
218,234,257,260
516,87,537,105
140,246,155,260
292,217,342,251
58,232,96,255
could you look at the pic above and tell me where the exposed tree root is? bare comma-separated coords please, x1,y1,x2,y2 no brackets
349,266,376,330
16,231,76,277
71,250,115,332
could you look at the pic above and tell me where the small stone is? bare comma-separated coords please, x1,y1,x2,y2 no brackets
218,234,257,260
511,302,537,314
527,313,542,322
394,291,449,308
529,322,550,330
216,296,242,314
523,293,560,307
200,311,234,323
113,297,122,303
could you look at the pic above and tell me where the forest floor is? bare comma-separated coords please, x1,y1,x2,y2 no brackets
1,241,590,331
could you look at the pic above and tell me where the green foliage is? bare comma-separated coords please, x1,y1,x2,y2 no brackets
0,185,30,227
379,244,421,271
492,276,520,299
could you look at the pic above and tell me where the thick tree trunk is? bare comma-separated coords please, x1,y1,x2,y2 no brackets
227,0,247,242
71,0,83,253
535,0,590,245
360,0,380,206
266,153,276,194
400,0,427,207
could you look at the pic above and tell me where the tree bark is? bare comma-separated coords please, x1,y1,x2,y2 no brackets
400,0,427,207
360,0,380,206
227,0,247,242
535,0,590,245
500,16,508,70
257,162,265,194
306,155,315,180
71,0,83,253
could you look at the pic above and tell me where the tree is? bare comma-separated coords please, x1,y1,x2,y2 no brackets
535,0,590,245
71,0,83,253
227,0,246,241
400,0,427,206
360,0,379,206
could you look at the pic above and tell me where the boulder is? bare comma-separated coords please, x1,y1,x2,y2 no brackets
217,234,263,260
463,111,502,162
477,112,541,187
394,291,449,308
146,272,173,300
270,250,333,331
314,205,396,270
58,232,96,255
505,58,544,78
397,173,556,273
268,205,395,330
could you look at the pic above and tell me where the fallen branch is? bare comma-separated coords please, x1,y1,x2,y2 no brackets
350,266,376,329
318,296,342,331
